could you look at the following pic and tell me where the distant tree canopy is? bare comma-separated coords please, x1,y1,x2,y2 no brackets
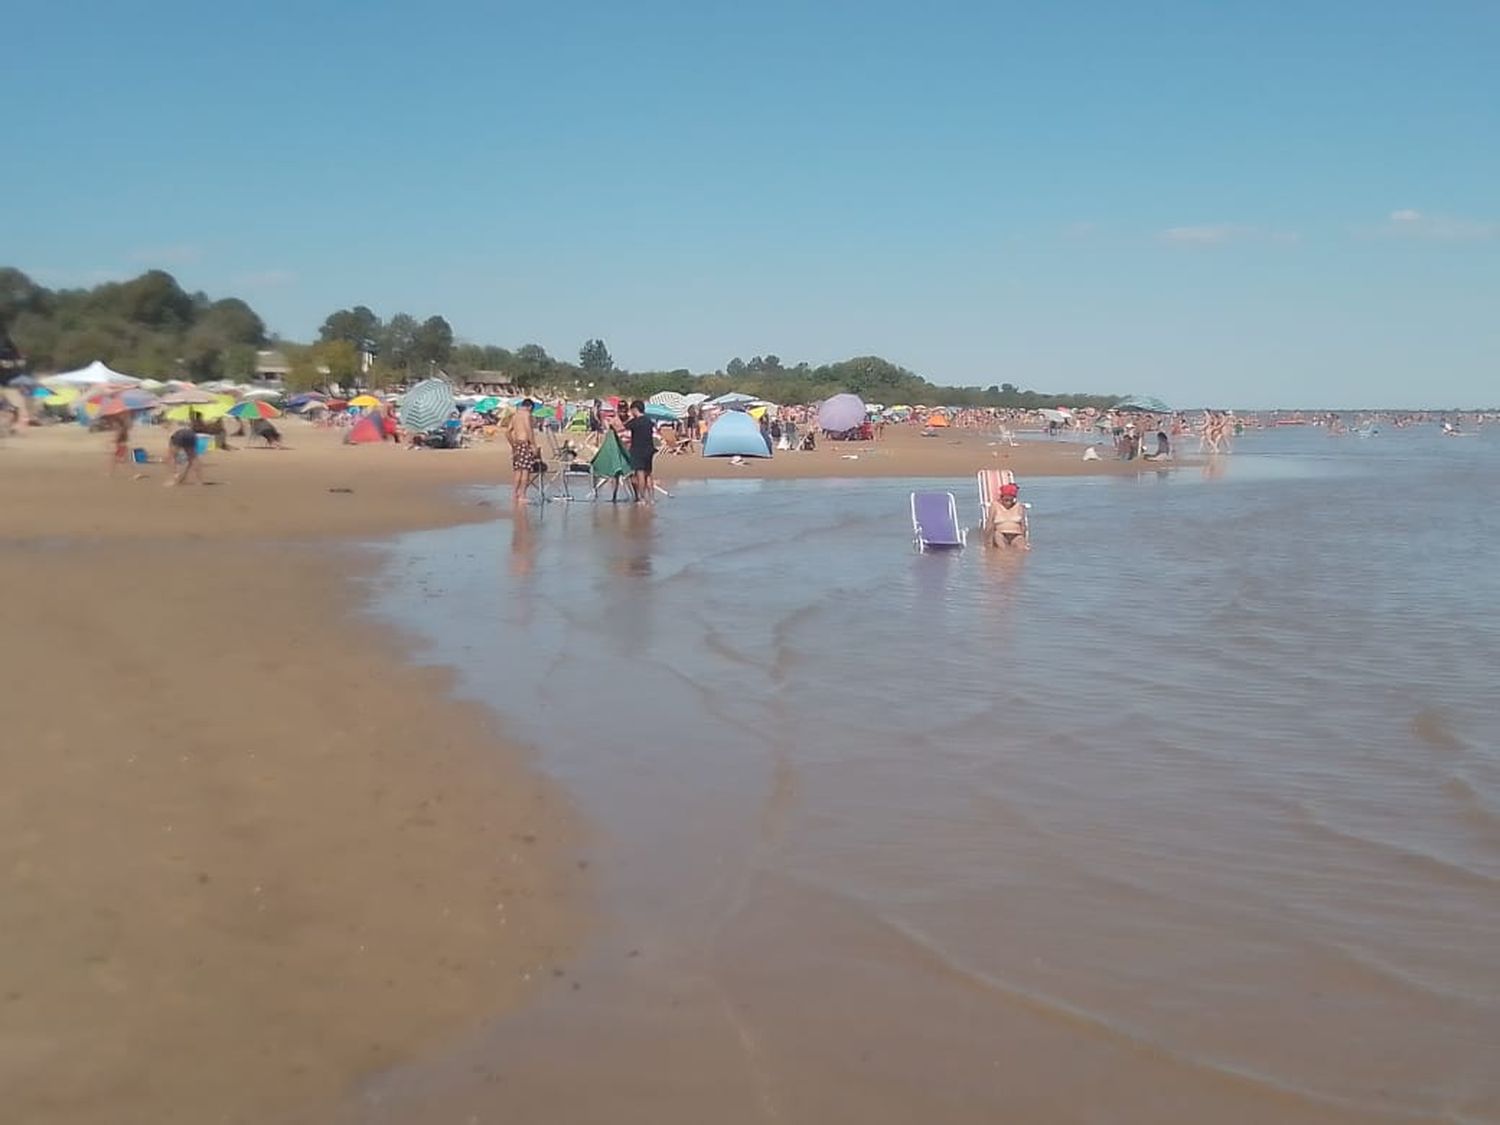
0,267,266,379
0,265,1125,407
579,338,613,374
317,306,454,375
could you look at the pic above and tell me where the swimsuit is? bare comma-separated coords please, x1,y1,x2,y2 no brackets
511,440,541,472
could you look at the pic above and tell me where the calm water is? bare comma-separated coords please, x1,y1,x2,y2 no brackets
355,427,1499,1125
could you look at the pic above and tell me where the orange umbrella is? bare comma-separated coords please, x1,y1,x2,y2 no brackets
926,413,950,427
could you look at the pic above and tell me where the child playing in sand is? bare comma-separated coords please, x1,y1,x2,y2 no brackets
165,426,205,486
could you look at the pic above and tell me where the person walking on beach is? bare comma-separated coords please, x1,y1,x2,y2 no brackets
624,400,656,504
107,411,132,476
986,482,1029,550
165,425,205,486
507,398,541,506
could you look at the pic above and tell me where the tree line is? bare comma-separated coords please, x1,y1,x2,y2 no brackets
0,267,1124,409
0,267,265,380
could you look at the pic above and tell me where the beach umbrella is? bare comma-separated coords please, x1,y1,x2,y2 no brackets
644,402,679,421
241,387,282,401
1118,396,1171,413
227,399,282,420
817,393,866,433
926,413,950,427
348,394,383,408
164,394,235,423
648,391,689,416
92,389,159,415
398,378,456,431
682,392,710,406
471,395,503,414
287,392,326,407
710,392,755,406
159,388,220,405
46,360,143,387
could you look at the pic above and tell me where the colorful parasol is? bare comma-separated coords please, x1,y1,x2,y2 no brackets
227,400,282,420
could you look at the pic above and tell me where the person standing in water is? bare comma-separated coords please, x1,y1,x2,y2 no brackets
986,482,1029,550
507,398,541,506
624,400,657,504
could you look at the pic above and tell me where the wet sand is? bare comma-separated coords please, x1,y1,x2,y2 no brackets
0,419,1177,1124
2,426,586,1125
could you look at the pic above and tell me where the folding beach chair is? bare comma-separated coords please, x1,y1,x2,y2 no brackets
910,491,967,552
545,431,596,501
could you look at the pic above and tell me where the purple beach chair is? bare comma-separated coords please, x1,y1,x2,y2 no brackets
911,491,967,552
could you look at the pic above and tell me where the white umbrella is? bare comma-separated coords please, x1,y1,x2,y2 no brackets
241,387,282,400
159,388,221,405
45,360,143,388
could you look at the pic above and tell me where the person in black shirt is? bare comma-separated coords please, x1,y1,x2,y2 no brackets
624,400,657,504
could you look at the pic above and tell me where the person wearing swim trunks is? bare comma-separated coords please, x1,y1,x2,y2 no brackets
624,399,656,504
507,397,540,506
165,425,204,486
987,482,1029,549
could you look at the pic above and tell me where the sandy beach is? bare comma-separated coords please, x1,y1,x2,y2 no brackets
1,419,1158,1123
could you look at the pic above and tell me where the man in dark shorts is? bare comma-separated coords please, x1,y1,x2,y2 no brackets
166,425,204,486
624,400,656,503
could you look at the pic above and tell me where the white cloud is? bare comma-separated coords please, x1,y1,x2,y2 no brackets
129,243,202,266
232,269,298,288
32,267,133,287
1163,224,1240,244
1379,209,1496,241
1160,225,1297,247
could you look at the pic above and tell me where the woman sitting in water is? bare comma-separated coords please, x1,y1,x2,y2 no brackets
986,483,1029,550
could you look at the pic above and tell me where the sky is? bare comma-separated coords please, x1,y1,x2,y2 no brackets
6,0,1497,407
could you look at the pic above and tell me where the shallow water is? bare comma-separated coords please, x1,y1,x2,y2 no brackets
357,426,1499,1124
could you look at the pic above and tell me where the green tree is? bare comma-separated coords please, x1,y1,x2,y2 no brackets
314,339,360,385
410,315,453,369
579,337,613,374
381,312,418,370
0,267,49,330
319,305,382,348
116,270,195,328
223,344,257,381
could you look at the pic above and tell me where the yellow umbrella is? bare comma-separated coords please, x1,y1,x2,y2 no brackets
349,394,383,408
164,394,234,423
748,405,767,420
40,385,80,406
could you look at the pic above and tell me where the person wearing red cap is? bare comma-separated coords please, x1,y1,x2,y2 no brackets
987,482,1029,549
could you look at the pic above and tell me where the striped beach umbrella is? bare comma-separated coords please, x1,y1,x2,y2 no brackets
397,378,456,431
227,399,282,419
648,390,689,417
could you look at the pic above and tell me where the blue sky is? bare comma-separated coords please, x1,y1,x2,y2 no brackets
7,1,1496,406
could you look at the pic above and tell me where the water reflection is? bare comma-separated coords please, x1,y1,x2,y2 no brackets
366,438,1500,1124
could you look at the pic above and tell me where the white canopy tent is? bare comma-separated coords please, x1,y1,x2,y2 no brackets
45,360,143,388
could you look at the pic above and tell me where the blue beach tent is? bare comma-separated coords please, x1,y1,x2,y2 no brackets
702,410,771,458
